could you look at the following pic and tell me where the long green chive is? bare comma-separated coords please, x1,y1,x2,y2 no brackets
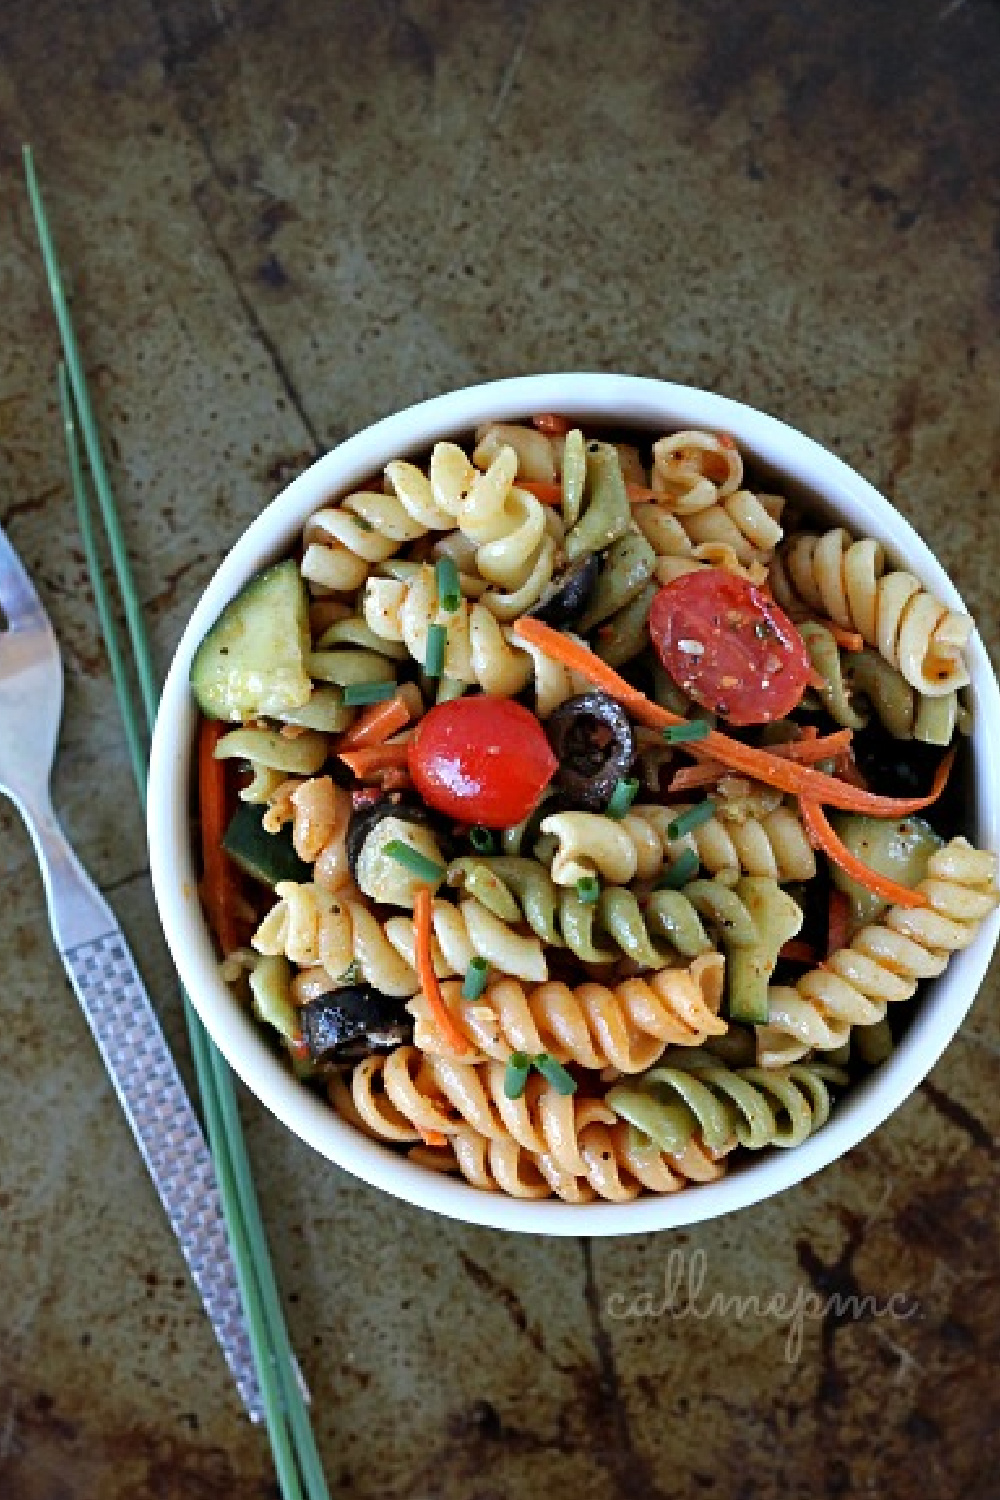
504,1051,531,1100
656,848,700,889
383,840,446,882
351,514,374,532
663,720,712,744
435,556,462,613
576,875,600,904
343,680,396,707
470,825,495,854
667,798,717,841
461,957,490,1001
534,1054,578,1096
425,623,447,678
606,777,640,819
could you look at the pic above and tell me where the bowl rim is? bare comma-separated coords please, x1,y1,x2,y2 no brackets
148,372,1000,1236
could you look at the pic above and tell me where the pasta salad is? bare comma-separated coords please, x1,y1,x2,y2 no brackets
190,416,998,1203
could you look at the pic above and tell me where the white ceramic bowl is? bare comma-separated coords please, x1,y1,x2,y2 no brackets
148,374,1000,1235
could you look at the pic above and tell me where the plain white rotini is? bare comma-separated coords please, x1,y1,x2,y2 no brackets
540,802,816,886
407,953,727,1073
769,527,972,696
756,839,999,1066
251,881,420,996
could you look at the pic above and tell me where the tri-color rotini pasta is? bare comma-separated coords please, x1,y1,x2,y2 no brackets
190,415,998,1203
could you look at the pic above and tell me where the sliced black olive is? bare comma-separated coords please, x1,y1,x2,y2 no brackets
529,554,600,626
545,692,637,809
346,797,441,883
300,985,413,1063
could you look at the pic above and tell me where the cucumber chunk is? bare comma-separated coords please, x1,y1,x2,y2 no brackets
222,801,312,887
190,560,312,720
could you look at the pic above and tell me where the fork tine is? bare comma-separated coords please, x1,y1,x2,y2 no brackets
0,520,50,630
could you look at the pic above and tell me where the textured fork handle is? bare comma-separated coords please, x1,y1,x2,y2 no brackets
21,799,266,1421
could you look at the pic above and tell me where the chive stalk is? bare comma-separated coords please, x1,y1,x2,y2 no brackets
461,957,490,1001
383,841,446,882
534,1054,577,1096
667,798,717,841
343,680,396,707
504,1051,531,1100
656,848,700,889
470,825,495,854
425,623,447,678
435,556,462,613
662,720,712,744
606,777,640,819
576,875,600,904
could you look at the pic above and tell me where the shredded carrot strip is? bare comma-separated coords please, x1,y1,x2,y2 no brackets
509,617,956,816
811,618,865,652
779,939,818,963
667,760,728,792
516,480,562,505
198,717,245,955
532,413,570,435
417,1126,449,1148
339,742,411,778
766,729,854,763
625,481,661,503
799,800,928,907
826,889,851,957
834,749,869,790
413,887,469,1055
336,693,412,751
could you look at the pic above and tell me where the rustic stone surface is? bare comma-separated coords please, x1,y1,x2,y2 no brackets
1,1,998,1495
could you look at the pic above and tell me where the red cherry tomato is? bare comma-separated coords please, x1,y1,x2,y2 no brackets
649,571,812,726
408,697,557,827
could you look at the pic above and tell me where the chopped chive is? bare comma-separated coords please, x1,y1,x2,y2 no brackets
343,680,396,706
576,875,600,904
470,825,495,854
504,1051,531,1100
435,556,462,613
606,777,640,819
351,514,374,532
383,840,446,882
461,957,490,1001
534,1054,578,1096
656,848,700,889
425,622,447,678
667,798,717,841
662,719,712,744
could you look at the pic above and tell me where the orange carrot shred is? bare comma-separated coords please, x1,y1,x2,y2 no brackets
532,413,570,436
826,889,851,957
766,728,854,763
417,1126,449,1148
516,480,563,505
336,693,411,751
198,717,245,956
667,760,728,792
811,618,865,653
509,617,956,817
414,887,469,1055
800,800,928,908
339,742,411,778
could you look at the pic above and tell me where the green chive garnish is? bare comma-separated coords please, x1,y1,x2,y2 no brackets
606,777,640,819
343,680,396,707
504,1051,531,1100
667,798,717,841
656,848,700,889
435,556,462,613
576,875,600,904
534,1054,578,1096
470,825,495,854
461,957,490,1001
663,720,712,744
351,514,374,532
425,622,447,678
383,840,446,882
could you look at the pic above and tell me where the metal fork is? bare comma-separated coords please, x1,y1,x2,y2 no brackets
0,518,264,1421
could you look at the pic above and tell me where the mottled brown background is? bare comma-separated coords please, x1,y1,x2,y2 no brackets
1,0,999,1496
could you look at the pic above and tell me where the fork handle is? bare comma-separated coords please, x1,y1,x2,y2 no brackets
17,794,266,1421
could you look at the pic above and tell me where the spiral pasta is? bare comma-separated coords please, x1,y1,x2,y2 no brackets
769,527,972,696
800,622,965,746
251,881,420,996
756,839,999,1066
539,801,816,886
332,1049,725,1201
407,953,727,1073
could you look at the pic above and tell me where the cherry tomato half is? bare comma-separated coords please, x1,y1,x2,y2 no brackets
649,571,812,726
408,697,557,827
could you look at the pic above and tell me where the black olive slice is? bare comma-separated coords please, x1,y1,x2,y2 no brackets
529,554,600,626
544,692,637,809
300,986,413,1063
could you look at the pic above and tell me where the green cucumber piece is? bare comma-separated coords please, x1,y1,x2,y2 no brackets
222,801,311,887
190,560,312,720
